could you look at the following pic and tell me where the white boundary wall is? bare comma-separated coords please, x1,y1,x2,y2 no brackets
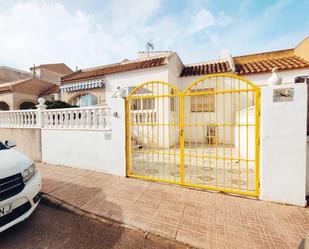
41,96,126,176
1,83,308,206
260,84,307,206
0,96,126,177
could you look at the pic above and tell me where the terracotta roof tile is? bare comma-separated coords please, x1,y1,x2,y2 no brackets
235,55,309,75
180,61,231,77
61,57,167,83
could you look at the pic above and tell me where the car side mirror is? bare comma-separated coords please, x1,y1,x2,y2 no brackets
5,140,16,148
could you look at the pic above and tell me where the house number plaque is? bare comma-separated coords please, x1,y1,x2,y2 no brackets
104,133,112,140
273,88,294,102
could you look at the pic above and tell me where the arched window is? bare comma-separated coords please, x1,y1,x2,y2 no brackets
19,101,36,110
0,101,9,111
72,93,97,107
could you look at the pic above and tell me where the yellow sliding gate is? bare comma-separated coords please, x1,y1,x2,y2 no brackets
126,74,260,197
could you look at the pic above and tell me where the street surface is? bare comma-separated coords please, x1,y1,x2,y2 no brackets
0,203,191,249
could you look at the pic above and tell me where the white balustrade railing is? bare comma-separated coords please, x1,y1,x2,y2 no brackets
41,106,110,130
0,106,111,130
0,110,37,128
131,111,157,124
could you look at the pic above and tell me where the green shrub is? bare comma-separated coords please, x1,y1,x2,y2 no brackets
45,100,78,109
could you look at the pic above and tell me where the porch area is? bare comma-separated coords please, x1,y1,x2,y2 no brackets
130,144,256,193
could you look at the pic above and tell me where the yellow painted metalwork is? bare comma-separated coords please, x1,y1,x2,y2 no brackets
126,74,261,197
180,95,185,185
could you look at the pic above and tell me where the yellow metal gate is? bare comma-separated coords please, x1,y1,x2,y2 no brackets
126,74,260,197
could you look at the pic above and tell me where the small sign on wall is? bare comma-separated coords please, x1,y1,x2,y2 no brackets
104,133,112,140
273,88,294,102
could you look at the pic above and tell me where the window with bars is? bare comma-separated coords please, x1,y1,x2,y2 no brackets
131,98,155,110
191,88,215,112
72,93,98,107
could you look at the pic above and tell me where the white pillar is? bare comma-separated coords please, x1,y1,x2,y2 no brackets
110,95,126,176
36,97,47,128
260,84,307,206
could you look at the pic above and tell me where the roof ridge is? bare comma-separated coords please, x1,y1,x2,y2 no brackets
236,55,309,65
180,60,231,77
234,48,294,59
0,66,31,75
36,63,66,66
82,62,121,72
184,58,228,67
235,55,309,75
120,55,169,65
78,55,168,73
61,69,82,80
61,56,168,83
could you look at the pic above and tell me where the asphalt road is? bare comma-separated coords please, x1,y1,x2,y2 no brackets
0,203,191,249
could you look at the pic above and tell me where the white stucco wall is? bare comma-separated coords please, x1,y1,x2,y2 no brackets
0,92,14,110
104,66,169,105
42,97,126,176
235,106,256,160
260,83,307,206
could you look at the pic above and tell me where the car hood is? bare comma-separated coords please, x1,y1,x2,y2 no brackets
0,149,33,178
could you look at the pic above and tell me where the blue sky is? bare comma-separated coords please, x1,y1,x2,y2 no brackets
0,0,308,70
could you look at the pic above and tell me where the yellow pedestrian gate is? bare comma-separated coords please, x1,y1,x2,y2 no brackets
126,74,260,197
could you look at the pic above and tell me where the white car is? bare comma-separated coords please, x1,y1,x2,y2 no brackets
0,141,41,232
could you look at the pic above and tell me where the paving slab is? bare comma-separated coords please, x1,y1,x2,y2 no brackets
38,163,309,249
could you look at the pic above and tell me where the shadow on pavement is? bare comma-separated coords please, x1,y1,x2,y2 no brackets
0,181,125,249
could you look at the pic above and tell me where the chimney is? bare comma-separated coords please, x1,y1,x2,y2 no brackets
219,49,235,72
33,64,36,78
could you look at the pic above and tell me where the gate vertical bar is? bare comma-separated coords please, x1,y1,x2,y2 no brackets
255,89,261,196
125,98,130,176
180,93,185,185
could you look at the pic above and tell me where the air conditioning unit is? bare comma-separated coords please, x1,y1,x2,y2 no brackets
50,93,60,101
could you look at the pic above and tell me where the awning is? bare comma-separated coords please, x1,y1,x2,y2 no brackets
60,79,104,93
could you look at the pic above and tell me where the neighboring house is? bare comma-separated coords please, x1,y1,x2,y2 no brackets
180,36,309,86
0,63,73,110
60,51,177,107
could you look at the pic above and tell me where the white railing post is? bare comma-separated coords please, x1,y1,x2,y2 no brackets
36,97,47,128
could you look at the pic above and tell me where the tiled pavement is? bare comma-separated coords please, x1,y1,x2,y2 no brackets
38,163,309,249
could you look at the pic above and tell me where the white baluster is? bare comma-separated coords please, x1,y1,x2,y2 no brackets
74,111,78,128
68,110,73,128
93,109,98,129
86,109,91,129
63,111,67,128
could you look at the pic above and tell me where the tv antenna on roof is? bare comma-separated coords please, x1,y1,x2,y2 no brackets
146,41,154,57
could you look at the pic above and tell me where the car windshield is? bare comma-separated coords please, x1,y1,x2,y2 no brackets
0,142,8,150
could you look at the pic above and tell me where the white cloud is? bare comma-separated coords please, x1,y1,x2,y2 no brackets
188,9,215,34
0,0,303,71
0,0,161,70
217,11,232,27
106,0,161,31
0,0,235,70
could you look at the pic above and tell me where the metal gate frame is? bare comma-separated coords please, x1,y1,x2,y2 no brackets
126,74,260,197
